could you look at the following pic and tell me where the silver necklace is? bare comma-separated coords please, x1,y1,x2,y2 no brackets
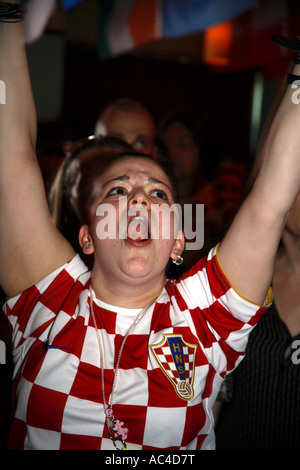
89,284,162,450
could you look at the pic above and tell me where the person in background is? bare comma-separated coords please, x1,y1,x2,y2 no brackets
158,108,211,203
215,193,300,449
215,93,300,449
94,97,157,155
158,108,213,269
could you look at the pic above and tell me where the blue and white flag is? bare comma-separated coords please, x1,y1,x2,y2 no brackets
99,0,255,59
60,0,86,10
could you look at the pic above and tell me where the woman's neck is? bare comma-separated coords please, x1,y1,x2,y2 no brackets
90,269,167,309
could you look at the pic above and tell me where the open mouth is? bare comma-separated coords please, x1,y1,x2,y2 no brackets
126,206,151,246
127,215,150,240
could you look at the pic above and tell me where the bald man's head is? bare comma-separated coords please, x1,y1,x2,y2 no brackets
94,98,156,155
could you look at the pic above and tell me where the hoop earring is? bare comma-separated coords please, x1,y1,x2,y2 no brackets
83,243,92,253
172,255,183,266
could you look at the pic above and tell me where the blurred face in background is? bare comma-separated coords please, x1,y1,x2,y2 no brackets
96,107,156,155
215,171,245,206
161,121,200,178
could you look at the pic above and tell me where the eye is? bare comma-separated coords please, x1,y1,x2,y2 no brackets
133,138,148,150
106,186,127,197
151,188,168,201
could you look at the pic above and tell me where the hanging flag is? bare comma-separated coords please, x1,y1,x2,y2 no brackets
98,0,255,59
162,0,254,38
21,0,57,44
60,0,86,10
99,0,159,60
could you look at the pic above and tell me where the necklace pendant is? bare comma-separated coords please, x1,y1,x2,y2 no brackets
105,408,128,450
113,419,128,441
105,408,115,430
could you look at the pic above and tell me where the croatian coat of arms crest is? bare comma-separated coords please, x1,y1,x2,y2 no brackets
150,334,197,400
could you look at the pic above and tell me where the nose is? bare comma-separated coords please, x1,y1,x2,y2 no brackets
131,199,147,206
129,188,149,207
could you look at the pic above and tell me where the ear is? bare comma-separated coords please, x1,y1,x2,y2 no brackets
78,225,94,255
170,230,185,262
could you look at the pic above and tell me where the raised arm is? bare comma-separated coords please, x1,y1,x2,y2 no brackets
0,1,75,297
218,51,300,306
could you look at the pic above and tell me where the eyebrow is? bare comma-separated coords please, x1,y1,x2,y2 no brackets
148,177,172,192
103,175,130,188
103,175,173,192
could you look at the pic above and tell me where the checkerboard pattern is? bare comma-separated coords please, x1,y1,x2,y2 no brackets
3,247,269,450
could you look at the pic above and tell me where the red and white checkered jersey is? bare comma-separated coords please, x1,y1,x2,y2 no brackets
3,246,270,450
